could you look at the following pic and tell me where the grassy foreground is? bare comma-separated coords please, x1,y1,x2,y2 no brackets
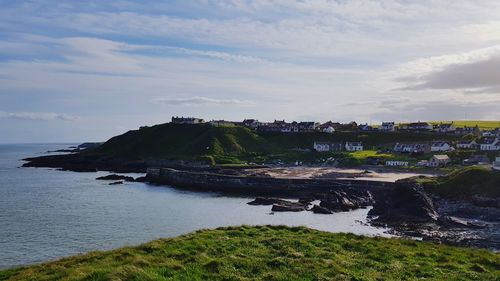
1,226,499,281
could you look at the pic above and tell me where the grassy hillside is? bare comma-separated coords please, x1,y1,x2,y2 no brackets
417,166,500,198
88,123,461,165
2,226,498,281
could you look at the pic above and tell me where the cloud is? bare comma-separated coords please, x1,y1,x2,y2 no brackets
0,111,77,121
394,46,500,93
154,96,254,106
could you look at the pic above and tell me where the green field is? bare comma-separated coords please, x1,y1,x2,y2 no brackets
429,120,500,129
1,225,498,281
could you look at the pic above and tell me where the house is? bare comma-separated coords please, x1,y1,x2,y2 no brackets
318,121,341,131
242,119,260,129
462,155,490,166
323,126,335,133
435,122,456,133
431,141,454,152
385,160,409,167
456,140,478,150
257,120,298,133
393,143,431,154
298,121,318,132
313,142,343,152
479,137,500,151
380,122,395,132
345,141,363,151
455,125,481,136
402,122,433,131
171,116,205,124
358,123,376,131
428,155,450,167
482,130,496,137
209,120,235,127
493,157,500,171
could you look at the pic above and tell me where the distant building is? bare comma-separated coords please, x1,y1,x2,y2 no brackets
313,142,343,152
171,116,205,124
462,155,490,166
456,140,478,150
323,126,335,133
358,123,375,131
428,155,450,167
242,119,260,129
479,138,500,151
393,143,430,154
385,160,409,167
298,122,318,132
401,122,433,131
345,141,363,151
380,122,395,132
435,122,456,133
209,120,235,127
431,141,454,152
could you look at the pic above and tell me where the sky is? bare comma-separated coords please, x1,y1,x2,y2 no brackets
1,0,500,143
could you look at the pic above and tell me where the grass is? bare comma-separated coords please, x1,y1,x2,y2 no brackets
421,166,500,198
428,120,500,130
1,225,499,281
81,123,463,165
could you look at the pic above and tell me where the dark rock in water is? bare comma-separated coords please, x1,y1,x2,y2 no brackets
134,176,148,182
271,203,306,212
109,181,123,185
439,216,487,229
298,197,314,205
247,197,287,206
319,189,374,212
97,174,134,182
370,180,439,223
311,205,333,214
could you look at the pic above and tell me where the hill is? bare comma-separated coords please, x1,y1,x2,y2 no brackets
1,225,498,281
418,166,500,198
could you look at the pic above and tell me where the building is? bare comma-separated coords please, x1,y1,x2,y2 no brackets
428,155,450,167
402,122,433,131
431,141,454,152
297,122,318,132
323,126,335,133
358,123,376,131
462,155,490,166
393,143,431,154
493,157,500,171
456,140,478,150
385,160,409,167
380,122,395,132
345,141,363,151
435,122,456,133
313,142,343,152
209,120,235,127
242,119,260,129
171,116,205,124
479,137,500,151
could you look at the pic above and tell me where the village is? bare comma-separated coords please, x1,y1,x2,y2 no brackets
170,116,500,171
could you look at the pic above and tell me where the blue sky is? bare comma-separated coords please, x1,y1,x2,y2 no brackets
1,0,500,143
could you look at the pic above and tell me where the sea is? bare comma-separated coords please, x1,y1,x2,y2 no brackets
0,144,389,269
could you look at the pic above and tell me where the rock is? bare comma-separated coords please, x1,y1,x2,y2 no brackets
134,176,148,182
271,203,306,212
109,181,123,185
97,174,134,181
298,197,314,205
247,197,287,206
311,205,333,214
440,216,487,229
369,180,439,223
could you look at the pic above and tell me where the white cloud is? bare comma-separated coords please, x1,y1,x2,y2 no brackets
154,96,254,106
0,111,78,121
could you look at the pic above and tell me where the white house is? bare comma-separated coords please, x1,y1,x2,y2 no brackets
385,160,409,167
345,141,363,151
428,155,450,167
380,122,395,132
313,142,331,152
456,140,478,150
323,126,335,133
493,157,500,171
479,138,500,151
431,141,454,152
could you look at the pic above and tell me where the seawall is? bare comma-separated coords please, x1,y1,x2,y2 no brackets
147,168,395,197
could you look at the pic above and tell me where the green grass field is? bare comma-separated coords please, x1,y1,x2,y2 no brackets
1,225,498,281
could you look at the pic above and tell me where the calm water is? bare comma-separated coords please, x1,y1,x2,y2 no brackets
0,144,389,269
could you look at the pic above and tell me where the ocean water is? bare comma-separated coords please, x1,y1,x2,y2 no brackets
0,144,389,269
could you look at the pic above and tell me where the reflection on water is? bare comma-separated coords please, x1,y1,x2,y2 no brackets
0,144,389,269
